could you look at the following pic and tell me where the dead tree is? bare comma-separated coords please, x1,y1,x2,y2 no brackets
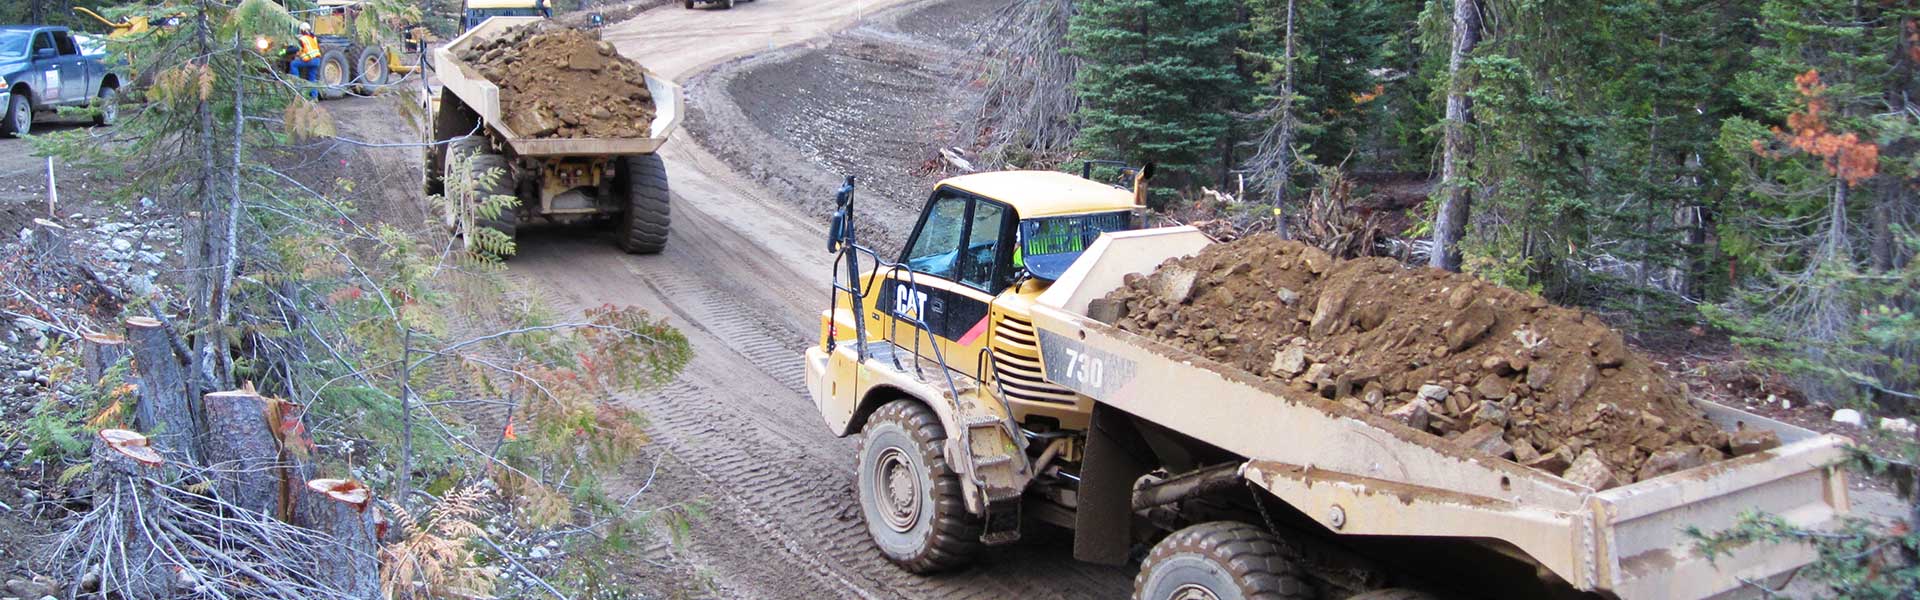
1430,0,1481,272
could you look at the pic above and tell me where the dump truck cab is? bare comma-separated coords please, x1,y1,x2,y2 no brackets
819,170,1142,437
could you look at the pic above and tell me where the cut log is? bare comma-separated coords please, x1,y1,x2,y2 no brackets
296,479,381,599
125,317,200,464
202,389,283,516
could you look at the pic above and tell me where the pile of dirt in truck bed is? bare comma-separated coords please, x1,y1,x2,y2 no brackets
1098,235,1780,490
459,24,656,139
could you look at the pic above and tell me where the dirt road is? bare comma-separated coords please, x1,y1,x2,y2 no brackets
506,0,1131,597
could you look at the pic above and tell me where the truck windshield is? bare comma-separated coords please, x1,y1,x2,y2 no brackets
1016,211,1135,281
0,31,29,59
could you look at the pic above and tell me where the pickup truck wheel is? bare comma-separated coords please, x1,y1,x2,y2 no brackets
355,46,391,93
618,154,670,254
318,50,350,100
857,400,982,573
683,0,694,7
1135,522,1314,600
93,85,118,126
724,0,736,7
2,92,30,137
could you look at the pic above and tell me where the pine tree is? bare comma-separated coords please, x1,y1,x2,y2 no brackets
1067,0,1246,196
1239,0,1395,216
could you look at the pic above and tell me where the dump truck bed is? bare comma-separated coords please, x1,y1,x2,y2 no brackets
432,16,681,156
1024,227,1852,600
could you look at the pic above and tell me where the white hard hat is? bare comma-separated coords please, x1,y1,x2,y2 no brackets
298,22,312,33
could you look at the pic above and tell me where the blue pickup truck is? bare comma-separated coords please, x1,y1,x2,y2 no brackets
1,25,122,137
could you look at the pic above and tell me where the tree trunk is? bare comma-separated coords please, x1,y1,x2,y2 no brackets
1430,0,1480,272
126,317,200,464
202,389,284,517
1273,0,1297,239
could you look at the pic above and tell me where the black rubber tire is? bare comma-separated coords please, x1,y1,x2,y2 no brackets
354,46,390,93
683,0,694,7
618,154,670,254
317,49,350,100
1135,522,1314,600
724,0,736,7
1344,590,1440,600
93,84,118,126
443,138,519,253
2,91,31,137
857,400,982,574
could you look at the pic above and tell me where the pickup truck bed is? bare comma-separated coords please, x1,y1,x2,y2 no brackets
1023,227,1852,599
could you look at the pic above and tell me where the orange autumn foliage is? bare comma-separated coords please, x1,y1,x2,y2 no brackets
1755,70,1880,186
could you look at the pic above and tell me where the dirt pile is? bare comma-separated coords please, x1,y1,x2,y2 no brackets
460,24,656,139
1100,234,1778,490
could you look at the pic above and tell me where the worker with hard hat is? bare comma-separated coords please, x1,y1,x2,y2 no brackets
289,22,323,99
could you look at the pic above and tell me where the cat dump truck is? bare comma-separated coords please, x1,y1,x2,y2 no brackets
803,168,1853,599
426,16,682,254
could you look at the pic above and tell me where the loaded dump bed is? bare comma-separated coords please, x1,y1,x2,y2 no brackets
1024,227,1851,600
432,16,682,156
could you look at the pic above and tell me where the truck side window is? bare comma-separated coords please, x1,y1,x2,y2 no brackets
51,31,77,56
957,200,1008,292
31,32,54,56
903,194,968,280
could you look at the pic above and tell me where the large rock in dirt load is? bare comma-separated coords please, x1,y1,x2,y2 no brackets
459,24,657,139
1103,234,1733,490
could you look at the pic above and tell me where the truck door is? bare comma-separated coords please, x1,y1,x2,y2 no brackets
50,31,85,103
27,32,62,105
880,187,1013,381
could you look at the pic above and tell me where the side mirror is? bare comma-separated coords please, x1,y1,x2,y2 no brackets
34,48,57,59
828,176,855,253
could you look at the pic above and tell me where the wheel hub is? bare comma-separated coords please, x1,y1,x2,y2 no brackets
873,447,922,533
12,101,26,129
323,62,345,86
1171,584,1221,600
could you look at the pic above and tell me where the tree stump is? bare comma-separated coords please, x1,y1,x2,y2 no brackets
125,317,199,464
88,429,174,598
297,479,381,600
202,389,283,516
80,331,128,386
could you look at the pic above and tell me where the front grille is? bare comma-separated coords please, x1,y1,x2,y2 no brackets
991,315,1078,405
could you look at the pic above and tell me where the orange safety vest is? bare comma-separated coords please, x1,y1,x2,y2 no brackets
297,33,322,61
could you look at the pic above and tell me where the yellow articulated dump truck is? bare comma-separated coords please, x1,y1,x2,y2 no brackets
427,16,682,254
803,168,1852,599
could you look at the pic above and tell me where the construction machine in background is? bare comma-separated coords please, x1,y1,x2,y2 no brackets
256,0,426,99
460,0,549,31
684,0,753,9
426,16,682,255
803,167,1853,599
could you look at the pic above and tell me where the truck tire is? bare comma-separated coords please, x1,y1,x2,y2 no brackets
618,154,670,254
857,400,982,573
1135,522,1314,600
355,46,390,93
683,0,694,7
93,83,118,126
724,0,736,7
444,138,518,252
318,50,350,100
2,91,30,137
